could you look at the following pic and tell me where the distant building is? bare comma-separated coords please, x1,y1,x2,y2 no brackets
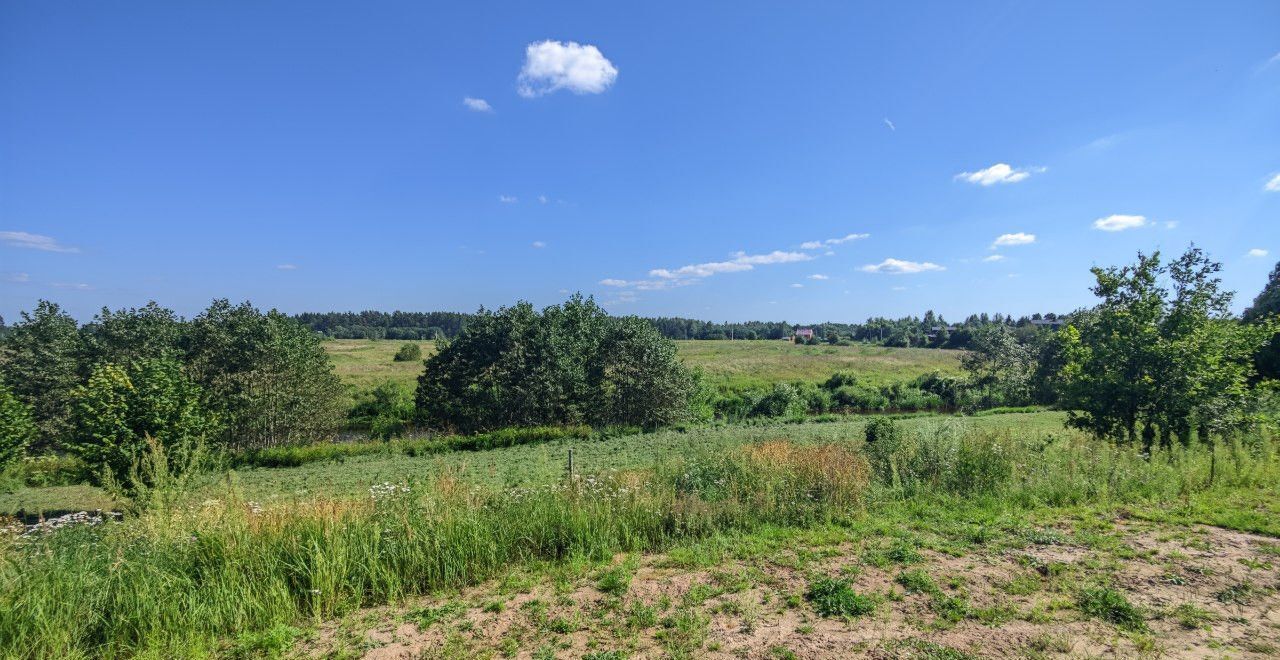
793,328,815,342
1030,319,1067,329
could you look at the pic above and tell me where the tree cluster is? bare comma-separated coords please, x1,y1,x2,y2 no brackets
0,300,344,479
415,295,696,433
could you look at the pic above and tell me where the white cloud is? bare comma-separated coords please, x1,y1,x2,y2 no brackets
799,233,870,250
4,272,30,283
50,282,92,291
531,241,546,248
1164,221,1179,229
991,232,1036,248
982,254,1006,263
0,231,79,253
517,40,617,98
1265,173,1280,192
538,195,549,204
1093,214,1148,232
604,247,815,291
499,195,518,204
276,264,298,270
790,283,804,288
860,258,945,274
462,97,492,112
955,163,1042,186
1248,248,1269,258
883,118,896,131
807,274,829,280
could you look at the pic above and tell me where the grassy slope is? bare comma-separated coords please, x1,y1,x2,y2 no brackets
0,412,1063,516
323,339,965,391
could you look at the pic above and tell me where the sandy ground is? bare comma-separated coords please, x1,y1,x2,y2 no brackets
301,520,1280,659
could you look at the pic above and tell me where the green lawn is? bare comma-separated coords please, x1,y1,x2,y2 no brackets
323,338,964,392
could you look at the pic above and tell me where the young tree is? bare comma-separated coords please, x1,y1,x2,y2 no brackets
1054,248,1274,450
68,358,214,481
0,300,84,443
960,325,1035,406
81,302,184,367
0,381,37,470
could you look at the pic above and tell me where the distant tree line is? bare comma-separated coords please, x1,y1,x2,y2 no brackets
295,308,1069,350
293,310,470,340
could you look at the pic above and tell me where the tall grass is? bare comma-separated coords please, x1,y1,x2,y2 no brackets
0,442,867,657
1,423,1276,657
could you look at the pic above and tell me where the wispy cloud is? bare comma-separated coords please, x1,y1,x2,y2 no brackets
50,282,92,291
538,194,549,204
790,283,804,288
991,232,1036,248
1248,248,1269,258
462,97,493,112
499,195,518,204
982,254,1006,263
602,247,815,291
955,163,1043,186
799,233,870,250
4,272,30,283
531,241,546,248
807,274,829,280
0,231,79,253
860,258,945,274
883,118,896,131
1093,214,1148,232
517,40,617,98
276,264,298,270
1266,173,1280,192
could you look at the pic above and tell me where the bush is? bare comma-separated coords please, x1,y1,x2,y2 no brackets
864,417,904,483
392,343,422,362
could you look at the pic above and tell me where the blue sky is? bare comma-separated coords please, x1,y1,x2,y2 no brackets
2,2,1279,324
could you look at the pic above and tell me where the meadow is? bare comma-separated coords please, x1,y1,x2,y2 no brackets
323,339,964,392
3,339,1278,658
2,413,1277,658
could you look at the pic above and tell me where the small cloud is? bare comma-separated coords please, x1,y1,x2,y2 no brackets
276,264,298,270
991,232,1036,248
1265,173,1280,192
50,282,92,291
4,272,30,283
1248,248,1269,258
499,195,518,204
800,233,870,250
883,118,896,131
517,40,618,98
790,283,804,288
807,274,829,280
982,254,1006,263
649,250,812,280
0,231,79,253
1093,214,1148,232
1164,221,1179,229
462,97,493,112
599,278,629,287
860,258,945,274
891,285,908,291
531,241,546,248
955,163,1042,186
538,195,549,204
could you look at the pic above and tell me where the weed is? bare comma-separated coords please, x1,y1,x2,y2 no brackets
806,577,879,618
1076,587,1147,632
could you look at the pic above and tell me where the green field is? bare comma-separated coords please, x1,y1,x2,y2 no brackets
324,338,964,392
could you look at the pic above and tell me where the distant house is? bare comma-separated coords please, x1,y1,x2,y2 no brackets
793,328,815,342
